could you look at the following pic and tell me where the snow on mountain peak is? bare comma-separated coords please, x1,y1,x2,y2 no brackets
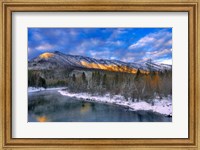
39,52,55,59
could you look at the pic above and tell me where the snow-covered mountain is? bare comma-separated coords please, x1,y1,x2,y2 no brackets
28,51,172,73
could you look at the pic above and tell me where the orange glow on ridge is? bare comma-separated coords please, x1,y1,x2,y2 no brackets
39,53,54,59
80,61,148,74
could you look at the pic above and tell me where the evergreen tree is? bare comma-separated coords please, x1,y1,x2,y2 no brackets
114,74,119,85
38,77,47,88
102,74,107,88
96,71,101,85
72,74,76,82
82,72,86,82
135,69,141,80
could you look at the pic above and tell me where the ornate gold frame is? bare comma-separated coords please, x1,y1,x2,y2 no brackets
0,0,199,149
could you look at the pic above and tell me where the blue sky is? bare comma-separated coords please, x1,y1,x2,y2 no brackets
28,28,172,64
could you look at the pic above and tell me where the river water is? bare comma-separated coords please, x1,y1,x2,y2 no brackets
28,90,172,122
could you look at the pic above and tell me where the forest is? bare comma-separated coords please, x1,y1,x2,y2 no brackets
28,68,172,102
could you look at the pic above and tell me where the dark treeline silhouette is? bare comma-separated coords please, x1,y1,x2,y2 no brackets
28,68,172,102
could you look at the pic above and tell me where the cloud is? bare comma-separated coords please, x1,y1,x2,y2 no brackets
164,40,172,46
69,30,78,37
129,37,155,49
90,39,102,45
121,52,136,62
126,29,172,63
138,49,172,63
146,49,172,58
32,32,43,40
68,40,92,56
128,29,172,51
108,28,127,40
35,43,55,51
106,40,123,46
69,38,122,57
155,58,172,65
120,48,172,63
89,49,112,60
28,47,41,60
110,56,117,60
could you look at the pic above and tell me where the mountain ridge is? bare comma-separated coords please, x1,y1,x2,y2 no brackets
28,51,172,73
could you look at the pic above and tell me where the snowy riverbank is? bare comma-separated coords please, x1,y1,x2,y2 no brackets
28,87,172,116
58,90,172,117
28,87,66,93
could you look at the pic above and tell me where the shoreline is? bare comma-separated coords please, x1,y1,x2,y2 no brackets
58,90,172,117
28,87,172,117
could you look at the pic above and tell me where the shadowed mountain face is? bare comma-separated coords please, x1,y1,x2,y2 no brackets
28,51,172,73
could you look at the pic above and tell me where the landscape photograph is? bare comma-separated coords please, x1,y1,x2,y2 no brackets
28,28,172,122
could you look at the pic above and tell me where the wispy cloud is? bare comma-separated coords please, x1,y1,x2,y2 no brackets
146,49,172,57
128,29,172,51
32,32,43,40
155,58,172,65
89,49,112,60
35,43,55,51
129,37,155,49
106,40,124,46
138,48,172,63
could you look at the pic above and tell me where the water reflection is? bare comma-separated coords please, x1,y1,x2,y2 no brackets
80,103,91,114
37,116,48,122
28,90,172,122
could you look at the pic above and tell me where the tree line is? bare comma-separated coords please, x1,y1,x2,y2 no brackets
28,69,172,102
67,69,172,102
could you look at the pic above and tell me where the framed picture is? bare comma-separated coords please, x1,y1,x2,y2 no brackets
0,0,199,149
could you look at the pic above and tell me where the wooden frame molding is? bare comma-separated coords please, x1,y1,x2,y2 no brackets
0,0,199,149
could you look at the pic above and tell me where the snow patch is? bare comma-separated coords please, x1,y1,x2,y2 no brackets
28,87,66,93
